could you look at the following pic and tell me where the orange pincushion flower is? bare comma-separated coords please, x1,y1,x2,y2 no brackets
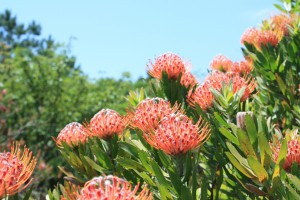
143,113,210,155
55,122,88,147
0,143,37,198
79,175,152,200
256,30,279,48
210,55,233,72
130,98,178,132
89,109,125,139
230,59,254,76
241,28,260,46
188,71,256,110
270,14,293,38
180,72,197,88
147,53,186,80
272,133,300,172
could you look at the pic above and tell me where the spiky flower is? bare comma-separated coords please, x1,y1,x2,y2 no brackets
55,122,88,147
188,71,256,110
269,14,293,38
147,53,186,80
130,98,178,132
89,109,125,139
241,28,260,46
272,132,300,171
230,59,254,76
0,143,37,198
60,182,81,200
241,28,279,49
79,175,152,200
210,55,233,72
180,72,197,88
143,113,210,155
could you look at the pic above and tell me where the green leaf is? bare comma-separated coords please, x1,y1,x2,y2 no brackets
275,73,287,95
225,152,256,178
219,127,239,145
247,156,268,183
287,174,300,188
237,129,257,159
277,139,288,166
84,156,109,173
181,185,192,200
227,142,251,169
245,114,257,145
116,157,145,171
214,112,230,128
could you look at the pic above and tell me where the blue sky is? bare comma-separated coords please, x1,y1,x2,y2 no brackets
2,0,277,81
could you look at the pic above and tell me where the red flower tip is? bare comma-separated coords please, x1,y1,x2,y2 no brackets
210,55,233,72
79,175,152,200
147,53,186,80
143,113,211,155
180,72,197,88
55,122,88,147
0,143,37,198
89,109,125,139
230,59,254,76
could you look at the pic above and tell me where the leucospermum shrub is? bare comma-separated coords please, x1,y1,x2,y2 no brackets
3,0,300,199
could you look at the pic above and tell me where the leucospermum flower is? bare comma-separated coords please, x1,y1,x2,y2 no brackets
230,59,254,76
180,71,197,88
269,14,293,38
272,131,300,172
79,175,152,200
89,109,125,139
55,122,88,147
143,113,210,155
210,55,233,72
0,143,37,198
130,98,178,132
188,71,256,110
241,28,279,49
147,52,186,80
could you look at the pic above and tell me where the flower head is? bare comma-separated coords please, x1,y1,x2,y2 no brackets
55,122,88,147
241,28,260,46
147,53,186,80
89,109,125,139
180,72,197,88
241,28,279,49
230,59,254,76
0,143,37,198
272,131,300,171
210,55,233,72
79,175,152,200
270,14,293,38
130,98,178,132
188,71,256,110
143,113,210,155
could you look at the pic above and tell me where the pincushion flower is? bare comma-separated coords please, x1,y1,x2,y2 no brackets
269,14,293,38
241,28,279,49
89,109,125,139
210,55,233,72
130,98,178,132
272,132,300,172
0,143,37,198
55,122,88,147
79,175,152,200
188,71,256,110
143,113,210,155
180,71,197,88
230,59,254,76
147,52,186,80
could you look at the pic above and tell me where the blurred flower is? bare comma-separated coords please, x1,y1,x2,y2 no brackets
130,98,178,132
143,113,210,155
89,109,125,139
55,122,88,147
230,59,254,76
188,71,256,110
210,55,233,72
270,14,293,38
241,28,260,46
272,131,300,171
241,28,279,49
147,52,186,80
79,175,152,200
180,72,197,88
236,112,253,130
0,143,37,198
1,89,6,96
